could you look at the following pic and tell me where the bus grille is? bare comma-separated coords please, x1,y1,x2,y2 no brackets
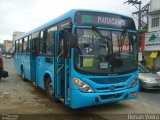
97,85,125,90
100,93,122,100
90,76,131,84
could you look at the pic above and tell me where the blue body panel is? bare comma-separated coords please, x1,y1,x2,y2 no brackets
31,56,36,82
70,85,138,108
36,56,46,89
35,56,54,89
14,54,31,80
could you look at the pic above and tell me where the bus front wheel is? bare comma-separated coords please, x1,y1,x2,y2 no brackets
45,78,59,102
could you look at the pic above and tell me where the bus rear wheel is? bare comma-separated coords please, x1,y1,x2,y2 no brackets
21,68,26,81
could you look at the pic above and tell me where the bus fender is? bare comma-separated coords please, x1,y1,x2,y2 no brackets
43,71,54,88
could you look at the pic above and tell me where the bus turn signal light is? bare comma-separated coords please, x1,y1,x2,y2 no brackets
73,78,79,84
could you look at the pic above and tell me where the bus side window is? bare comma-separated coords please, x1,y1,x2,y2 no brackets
23,37,28,53
31,38,36,55
29,35,31,53
19,39,22,53
43,30,47,54
46,28,54,55
17,40,19,53
15,40,18,53
32,32,40,55
39,31,43,54
21,38,24,53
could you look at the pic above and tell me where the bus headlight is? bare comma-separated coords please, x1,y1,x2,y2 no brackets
73,78,94,93
128,76,138,88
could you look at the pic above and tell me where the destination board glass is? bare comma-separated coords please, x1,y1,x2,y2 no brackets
75,11,136,30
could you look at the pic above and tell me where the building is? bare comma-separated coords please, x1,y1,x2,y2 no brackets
148,0,160,32
0,44,5,54
12,31,24,46
144,0,160,72
4,40,12,54
13,31,24,41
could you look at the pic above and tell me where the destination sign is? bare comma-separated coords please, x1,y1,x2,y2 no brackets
75,11,136,29
97,16,125,26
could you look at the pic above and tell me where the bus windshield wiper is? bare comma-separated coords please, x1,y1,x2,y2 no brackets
92,27,112,56
92,27,113,72
92,27,111,47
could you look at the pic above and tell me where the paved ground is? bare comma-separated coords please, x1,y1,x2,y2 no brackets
0,58,160,120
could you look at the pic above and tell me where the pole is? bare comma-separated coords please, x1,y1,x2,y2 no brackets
138,1,142,31
124,0,142,31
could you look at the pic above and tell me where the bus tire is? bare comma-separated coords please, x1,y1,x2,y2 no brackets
45,77,59,102
21,67,26,81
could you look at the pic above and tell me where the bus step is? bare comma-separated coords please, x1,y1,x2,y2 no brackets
59,98,64,103
33,82,38,87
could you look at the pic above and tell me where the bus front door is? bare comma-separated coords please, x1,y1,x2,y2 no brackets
54,30,70,105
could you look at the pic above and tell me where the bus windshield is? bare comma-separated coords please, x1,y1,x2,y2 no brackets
75,28,138,75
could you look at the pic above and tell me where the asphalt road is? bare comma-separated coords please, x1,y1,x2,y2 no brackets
0,58,160,120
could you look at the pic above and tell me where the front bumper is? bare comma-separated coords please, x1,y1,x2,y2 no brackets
69,84,138,108
142,81,160,89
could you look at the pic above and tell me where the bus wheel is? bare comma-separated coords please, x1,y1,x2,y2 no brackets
46,78,55,100
46,78,60,102
21,68,26,81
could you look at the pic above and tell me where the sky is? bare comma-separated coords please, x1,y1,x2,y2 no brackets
0,0,150,43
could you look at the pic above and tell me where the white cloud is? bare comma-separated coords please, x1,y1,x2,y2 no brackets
0,0,150,43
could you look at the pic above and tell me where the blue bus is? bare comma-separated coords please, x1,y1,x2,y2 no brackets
14,9,139,108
